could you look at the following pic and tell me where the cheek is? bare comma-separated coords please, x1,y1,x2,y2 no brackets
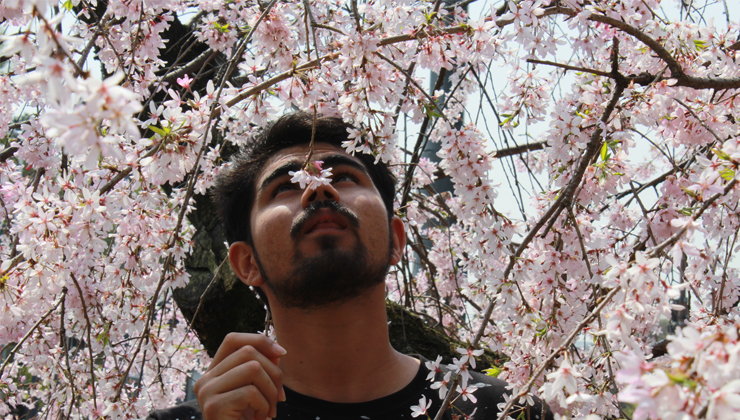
355,197,391,248
252,206,294,250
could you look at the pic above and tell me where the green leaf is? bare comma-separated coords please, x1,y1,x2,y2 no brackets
214,22,230,33
424,11,435,24
62,0,74,11
424,104,443,119
499,113,513,126
693,39,707,50
600,141,609,162
720,167,735,181
666,372,697,390
713,148,731,161
483,367,501,377
680,186,699,200
679,207,694,216
148,125,169,137
96,322,112,346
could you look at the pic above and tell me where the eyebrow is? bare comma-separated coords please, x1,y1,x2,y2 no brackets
258,161,303,193
258,154,370,193
321,154,369,175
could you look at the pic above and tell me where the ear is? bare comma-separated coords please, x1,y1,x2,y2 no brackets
389,216,406,266
229,242,264,287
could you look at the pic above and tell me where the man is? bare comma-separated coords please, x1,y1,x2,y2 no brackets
148,112,552,420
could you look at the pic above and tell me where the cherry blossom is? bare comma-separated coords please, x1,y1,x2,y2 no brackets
2,1,740,419
410,395,432,418
289,160,333,190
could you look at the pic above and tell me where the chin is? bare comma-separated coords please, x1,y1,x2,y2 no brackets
264,242,390,310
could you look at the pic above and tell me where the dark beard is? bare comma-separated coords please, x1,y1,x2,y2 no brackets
253,202,391,310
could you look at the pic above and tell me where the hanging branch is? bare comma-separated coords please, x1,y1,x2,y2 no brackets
69,274,98,411
434,38,629,420
112,0,281,401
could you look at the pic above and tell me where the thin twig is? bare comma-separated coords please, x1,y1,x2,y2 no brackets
674,98,723,143
301,0,320,65
567,207,593,279
34,11,88,78
649,178,738,258
190,256,229,325
527,58,612,79
351,0,363,33
69,274,97,411
375,52,448,123
714,229,738,316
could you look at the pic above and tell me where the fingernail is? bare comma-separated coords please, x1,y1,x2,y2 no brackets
273,342,287,355
279,386,286,402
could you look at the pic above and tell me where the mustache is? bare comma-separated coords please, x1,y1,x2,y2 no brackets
290,200,360,238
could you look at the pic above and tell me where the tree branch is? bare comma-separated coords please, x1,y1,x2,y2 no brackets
436,45,628,419
0,147,18,163
502,5,740,90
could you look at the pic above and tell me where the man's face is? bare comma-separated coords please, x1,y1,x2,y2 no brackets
246,142,400,309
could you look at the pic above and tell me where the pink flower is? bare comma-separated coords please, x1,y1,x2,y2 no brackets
176,74,193,90
431,371,452,399
707,380,740,419
456,383,479,403
410,395,431,418
289,163,332,191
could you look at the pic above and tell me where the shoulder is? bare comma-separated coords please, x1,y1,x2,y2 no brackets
146,399,202,420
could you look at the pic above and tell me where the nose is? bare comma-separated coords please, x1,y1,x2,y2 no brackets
301,182,340,208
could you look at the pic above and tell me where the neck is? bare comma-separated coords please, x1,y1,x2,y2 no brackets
269,284,419,403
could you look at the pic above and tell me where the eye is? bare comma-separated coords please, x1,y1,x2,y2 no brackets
332,172,357,184
273,182,298,196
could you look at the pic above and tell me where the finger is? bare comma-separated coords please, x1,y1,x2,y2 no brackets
207,344,284,395
209,360,280,418
267,356,286,402
202,385,270,420
239,408,256,420
208,333,287,372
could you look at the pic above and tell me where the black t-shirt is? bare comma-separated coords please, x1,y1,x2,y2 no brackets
147,359,553,420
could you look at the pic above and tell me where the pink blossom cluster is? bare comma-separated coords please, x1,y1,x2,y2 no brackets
616,323,740,420
2,0,740,419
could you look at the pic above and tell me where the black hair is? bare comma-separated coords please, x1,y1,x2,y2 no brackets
212,111,397,247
